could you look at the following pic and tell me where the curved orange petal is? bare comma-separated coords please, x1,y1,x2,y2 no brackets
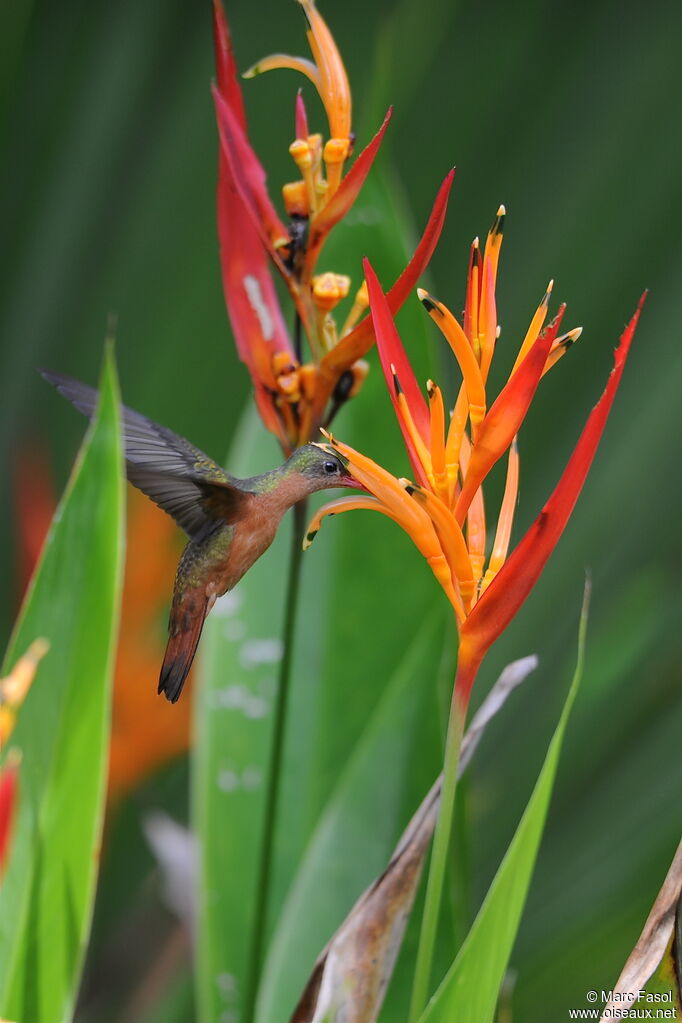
455,313,556,524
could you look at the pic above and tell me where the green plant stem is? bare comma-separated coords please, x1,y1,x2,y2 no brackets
408,684,467,1023
243,499,307,1023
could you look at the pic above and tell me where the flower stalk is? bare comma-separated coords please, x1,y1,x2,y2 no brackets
408,682,467,1023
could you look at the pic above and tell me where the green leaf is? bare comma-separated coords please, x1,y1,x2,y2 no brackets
419,582,591,1023
0,349,124,1023
192,405,291,1023
256,609,446,1023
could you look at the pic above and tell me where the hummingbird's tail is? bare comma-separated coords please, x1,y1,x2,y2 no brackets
158,591,211,703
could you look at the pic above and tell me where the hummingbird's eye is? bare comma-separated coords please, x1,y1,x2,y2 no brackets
323,459,340,475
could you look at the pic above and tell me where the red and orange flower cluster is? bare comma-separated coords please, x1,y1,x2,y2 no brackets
0,639,49,878
306,213,644,707
212,0,453,452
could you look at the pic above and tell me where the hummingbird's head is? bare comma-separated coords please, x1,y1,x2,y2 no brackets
288,443,361,492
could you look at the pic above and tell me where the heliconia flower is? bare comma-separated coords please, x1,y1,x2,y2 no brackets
0,751,20,879
0,640,48,879
306,212,645,708
212,0,454,452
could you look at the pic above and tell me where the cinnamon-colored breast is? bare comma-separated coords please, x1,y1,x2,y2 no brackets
215,489,292,594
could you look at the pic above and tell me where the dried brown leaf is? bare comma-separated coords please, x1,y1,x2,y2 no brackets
600,838,682,1021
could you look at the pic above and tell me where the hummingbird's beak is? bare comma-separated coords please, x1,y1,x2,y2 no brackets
339,472,364,490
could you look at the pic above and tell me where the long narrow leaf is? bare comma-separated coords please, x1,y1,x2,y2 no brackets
192,405,290,1023
257,610,447,1023
0,350,124,1022
420,581,591,1023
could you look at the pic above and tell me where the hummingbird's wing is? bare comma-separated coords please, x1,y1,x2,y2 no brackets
42,371,252,539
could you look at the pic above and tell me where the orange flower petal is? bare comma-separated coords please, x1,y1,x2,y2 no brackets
510,280,553,375
480,437,519,594
418,290,487,434
299,0,351,141
454,312,556,525
243,53,322,92
462,295,645,660
463,238,481,346
303,495,402,550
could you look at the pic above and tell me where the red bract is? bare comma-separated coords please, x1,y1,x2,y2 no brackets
0,756,19,879
212,0,454,452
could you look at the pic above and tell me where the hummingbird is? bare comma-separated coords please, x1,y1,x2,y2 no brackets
42,371,359,703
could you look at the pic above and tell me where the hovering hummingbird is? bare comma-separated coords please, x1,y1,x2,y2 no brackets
42,371,359,703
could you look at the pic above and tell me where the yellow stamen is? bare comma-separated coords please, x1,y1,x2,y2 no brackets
308,133,328,212
427,380,448,500
480,438,520,594
282,180,310,218
418,289,487,437
543,327,583,375
289,139,318,215
323,137,351,199
341,280,369,336
511,280,554,375
312,272,351,312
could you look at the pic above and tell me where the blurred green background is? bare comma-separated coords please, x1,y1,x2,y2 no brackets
1,0,681,1020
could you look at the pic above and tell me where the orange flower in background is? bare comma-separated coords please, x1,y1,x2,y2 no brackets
14,461,191,804
213,0,454,452
0,639,49,877
306,211,646,709
107,491,191,804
